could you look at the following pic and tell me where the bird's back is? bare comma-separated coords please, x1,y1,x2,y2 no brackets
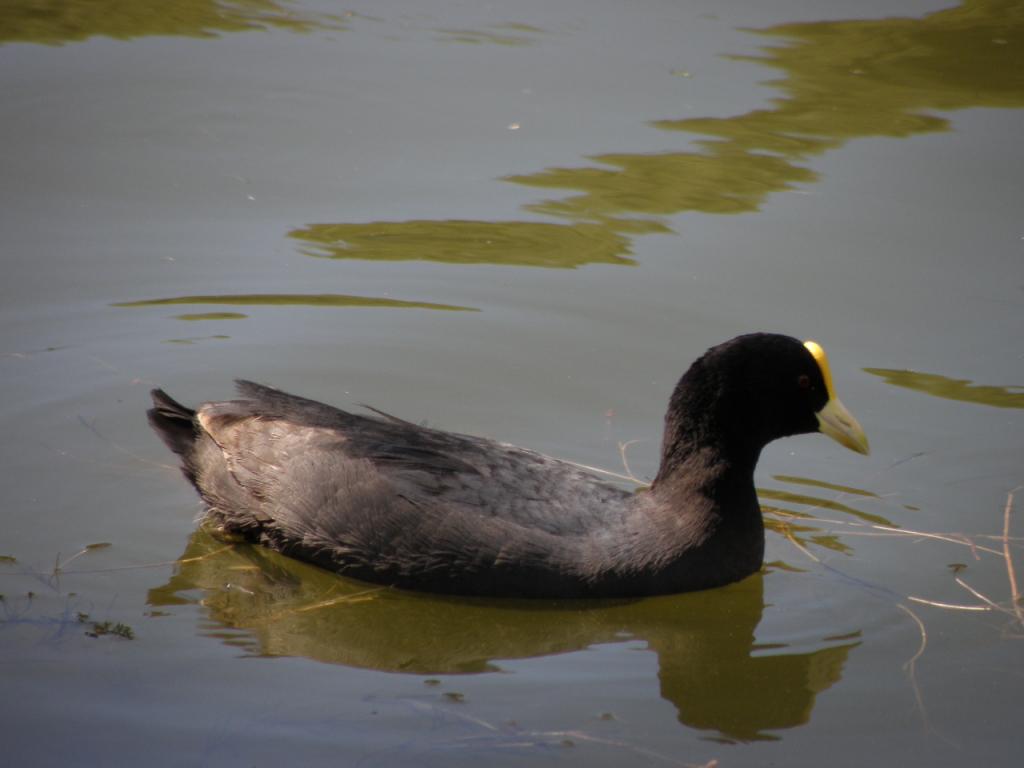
152,381,640,596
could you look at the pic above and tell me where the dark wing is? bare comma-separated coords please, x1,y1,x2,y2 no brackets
169,381,634,593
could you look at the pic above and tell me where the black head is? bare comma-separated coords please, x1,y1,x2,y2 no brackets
657,333,868,480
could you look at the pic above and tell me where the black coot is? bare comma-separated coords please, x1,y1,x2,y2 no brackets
149,333,868,598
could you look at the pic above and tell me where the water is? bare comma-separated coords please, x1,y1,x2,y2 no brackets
2,1,1022,765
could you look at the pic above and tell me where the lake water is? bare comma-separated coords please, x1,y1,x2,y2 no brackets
2,1,1022,765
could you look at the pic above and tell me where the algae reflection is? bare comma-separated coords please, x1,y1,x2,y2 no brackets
113,293,478,314
291,219,649,270
436,22,544,47
865,368,1024,409
292,0,1024,269
150,526,859,742
0,0,349,46
516,0,1024,225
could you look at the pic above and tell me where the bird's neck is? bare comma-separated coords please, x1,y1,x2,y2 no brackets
614,444,763,595
653,408,762,494
651,440,758,510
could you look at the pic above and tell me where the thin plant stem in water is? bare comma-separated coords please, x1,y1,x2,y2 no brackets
1002,489,1022,625
616,439,645,485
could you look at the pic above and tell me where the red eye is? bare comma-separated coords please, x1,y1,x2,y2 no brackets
797,374,811,390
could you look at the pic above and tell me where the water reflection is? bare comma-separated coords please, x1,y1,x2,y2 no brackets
113,293,478,313
772,475,881,499
0,0,348,46
290,219,648,269
164,334,230,345
527,0,1024,224
174,312,248,321
759,488,891,526
291,1,1024,268
865,368,1024,409
759,475,895,561
436,23,544,47
150,526,858,742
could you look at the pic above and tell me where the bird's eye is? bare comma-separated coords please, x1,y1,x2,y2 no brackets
797,374,811,390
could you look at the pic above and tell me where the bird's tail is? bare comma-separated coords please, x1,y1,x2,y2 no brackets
147,389,197,458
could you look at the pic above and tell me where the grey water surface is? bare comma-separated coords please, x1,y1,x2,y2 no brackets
2,1,1023,766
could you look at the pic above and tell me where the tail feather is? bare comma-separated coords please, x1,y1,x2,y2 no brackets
147,389,198,458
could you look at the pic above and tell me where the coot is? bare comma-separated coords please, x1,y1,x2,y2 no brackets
149,333,868,598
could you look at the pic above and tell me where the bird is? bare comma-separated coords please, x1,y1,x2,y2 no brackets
148,333,868,599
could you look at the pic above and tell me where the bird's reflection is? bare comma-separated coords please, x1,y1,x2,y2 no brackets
149,526,858,742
